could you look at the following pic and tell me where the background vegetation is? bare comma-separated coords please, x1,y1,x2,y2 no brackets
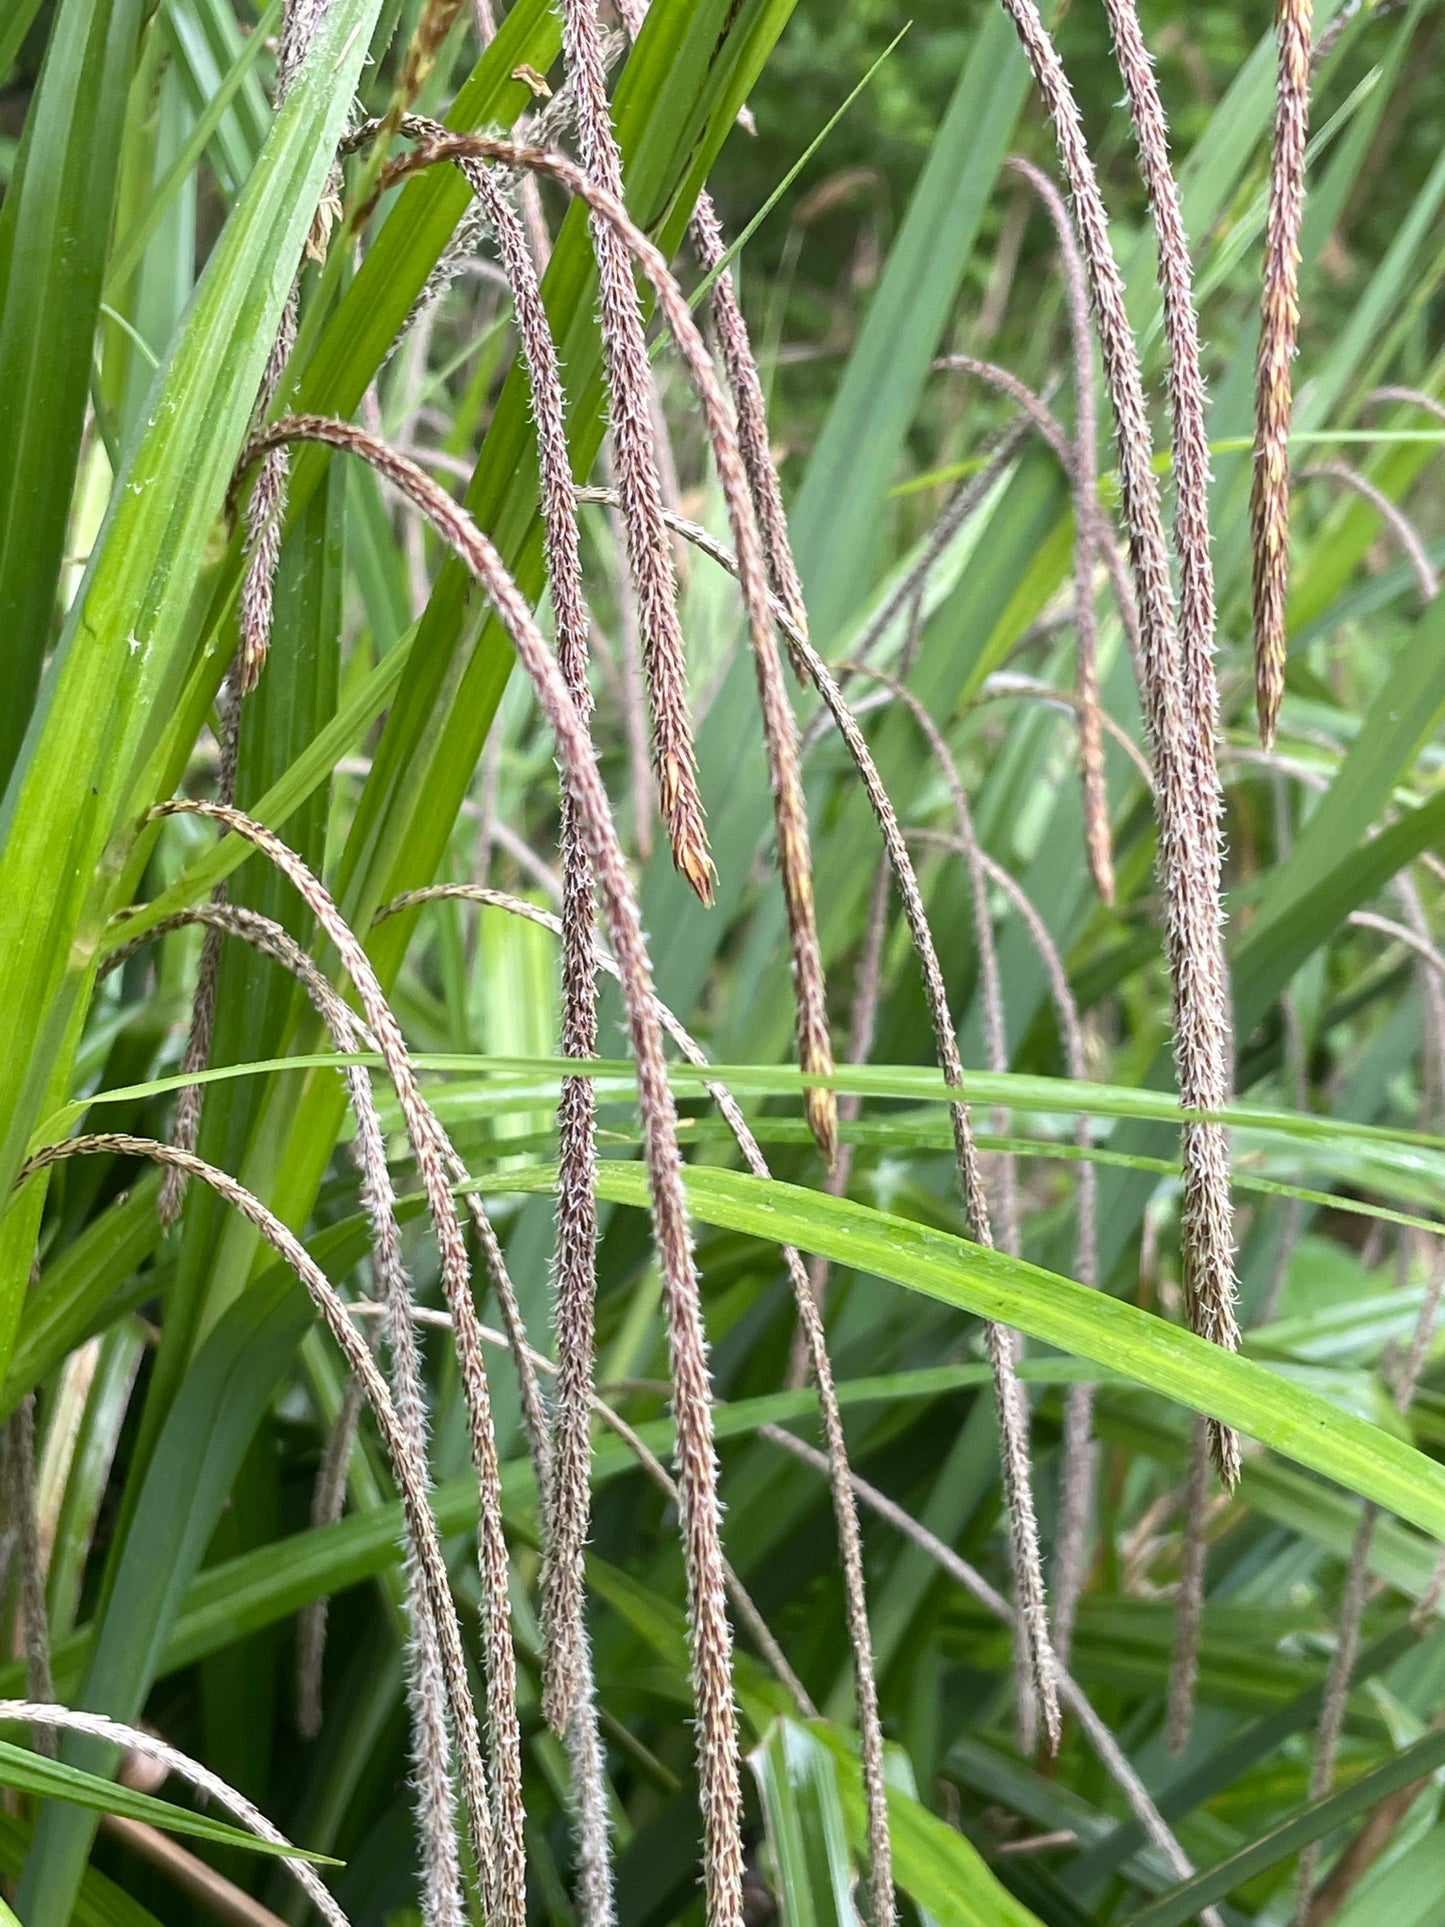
3,0,1445,1924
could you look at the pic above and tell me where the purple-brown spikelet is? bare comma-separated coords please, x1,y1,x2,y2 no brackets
437,138,603,1749
376,878,891,1925
235,415,748,1927
1097,0,1242,1488
607,0,808,653
1101,0,1219,794
1252,0,1312,749
559,0,713,903
993,0,1240,1485
149,797,523,1921
21,1129,495,1921
369,126,838,1167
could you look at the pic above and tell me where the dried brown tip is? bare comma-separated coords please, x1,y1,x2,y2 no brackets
804,1080,839,1174
385,0,468,142
1251,0,1312,748
1208,1416,1242,1489
665,764,716,904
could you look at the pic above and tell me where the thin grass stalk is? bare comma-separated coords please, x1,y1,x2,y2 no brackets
836,412,1037,681
793,650,1059,1751
372,125,837,1166
975,673,1156,792
927,361,1143,724
0,1698,354,1927
794,410,1046,764
581,1398,818,1722
1391,875,1445,1120
1257,777,1311,1327
1005,156,1111,902
1368,383,1445,427
377,881,895,1925
1297,462,1439,601
240,418,745,1927
148,801,522,1924
759,1426,1225,1927
0,1426,19,1611
787,854,891,1392
992,0,1239,1484
1300,1717,1445,1927
158,679,242,1229
1252,0,1313,746
1396,894,1445,1140
296,1370,365,1739
8,1397,54,1757
14,1137,491,1921
839,662,1021,1258
1293,1496,1377,1919
1296,1220,1445,1915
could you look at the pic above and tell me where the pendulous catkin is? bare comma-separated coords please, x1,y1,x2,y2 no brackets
368,126,839,1168
1251,0,1313,748
236,416,749,1927
558,0,713,902
992,0,1241,1485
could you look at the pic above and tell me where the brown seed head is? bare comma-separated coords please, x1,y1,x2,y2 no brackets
1251,0,1312,748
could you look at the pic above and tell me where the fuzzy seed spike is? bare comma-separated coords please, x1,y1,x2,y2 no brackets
1252,0,1313,749
366,126,834,1179
233,414,747,1927
558,0,711,900
992,0,1240,1484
